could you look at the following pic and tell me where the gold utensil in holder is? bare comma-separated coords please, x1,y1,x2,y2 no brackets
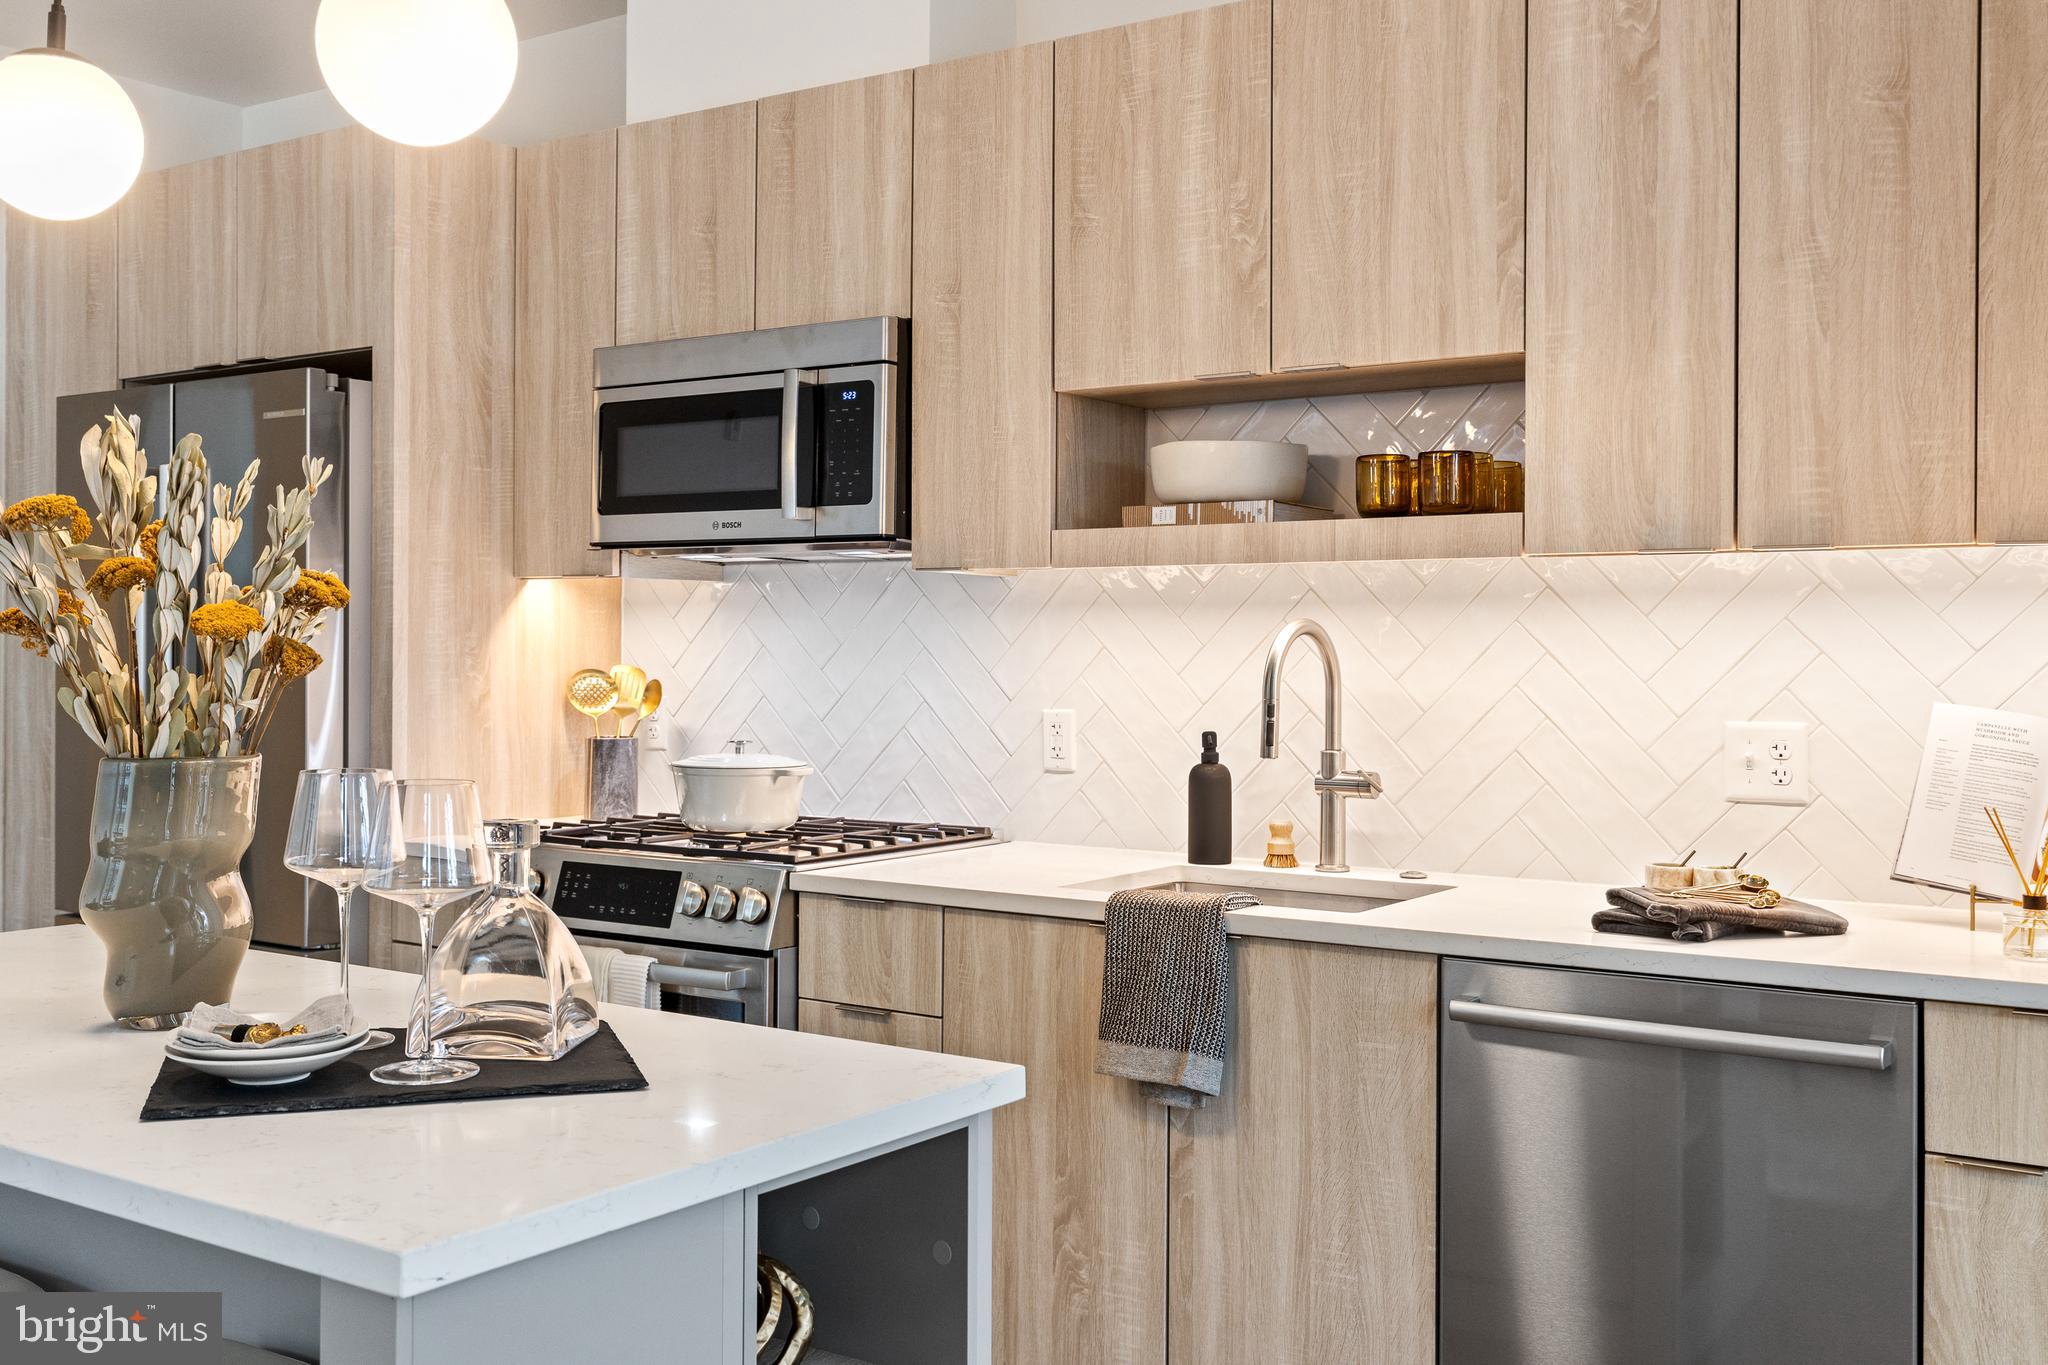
608,664,648,737
1416,450,1478,514
1492,459,1525,513
1355,453,1416,517
567,669,620,737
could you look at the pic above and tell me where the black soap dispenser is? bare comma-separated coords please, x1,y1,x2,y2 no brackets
1188,731,1232,865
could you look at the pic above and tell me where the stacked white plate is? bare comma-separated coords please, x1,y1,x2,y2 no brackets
165,1023,376,1087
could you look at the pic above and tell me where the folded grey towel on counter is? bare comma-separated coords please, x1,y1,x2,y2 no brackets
1094,887,1258,1109
1594,886,1850,942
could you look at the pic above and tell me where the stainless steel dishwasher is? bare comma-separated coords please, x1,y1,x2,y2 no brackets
1439,959,1918,1365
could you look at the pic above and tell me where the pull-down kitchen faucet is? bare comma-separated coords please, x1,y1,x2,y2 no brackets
1259,619,1383,873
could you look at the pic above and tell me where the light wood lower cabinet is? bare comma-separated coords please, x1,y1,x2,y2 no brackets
797,999,941,1053
1169,939,1436,1364
1925,1153,2048,1364
796,894,943,1016
941,909,1168,1365
1926,1001,2048,1167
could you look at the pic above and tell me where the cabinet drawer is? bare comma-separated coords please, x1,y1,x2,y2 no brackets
1925,1153,2048,1364
1927,1001,2048,1166
796,894,943,1015
798,999,942,1053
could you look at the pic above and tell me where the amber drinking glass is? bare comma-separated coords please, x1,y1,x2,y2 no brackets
1492,459,1525,513
1416,451,1478,514
1355,453,1415,517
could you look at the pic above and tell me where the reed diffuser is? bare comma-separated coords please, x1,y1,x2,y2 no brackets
1984,804,2048,960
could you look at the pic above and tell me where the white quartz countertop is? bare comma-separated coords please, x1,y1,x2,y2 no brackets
0,926,1022,1298
793,841,2048,1008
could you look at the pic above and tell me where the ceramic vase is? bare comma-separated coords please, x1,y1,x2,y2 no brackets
77,756,260,1029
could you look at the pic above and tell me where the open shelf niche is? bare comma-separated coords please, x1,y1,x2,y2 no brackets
1052,354,1526,568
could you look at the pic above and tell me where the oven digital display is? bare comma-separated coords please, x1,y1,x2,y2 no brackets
550,862,679,928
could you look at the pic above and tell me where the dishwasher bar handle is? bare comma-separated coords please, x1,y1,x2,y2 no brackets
1447,998,1893,1071
647,962,755,992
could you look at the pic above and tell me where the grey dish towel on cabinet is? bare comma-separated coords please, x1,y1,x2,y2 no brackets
1094,887,1259,1109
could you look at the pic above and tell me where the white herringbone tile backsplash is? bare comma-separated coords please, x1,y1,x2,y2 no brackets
622,546,2048,905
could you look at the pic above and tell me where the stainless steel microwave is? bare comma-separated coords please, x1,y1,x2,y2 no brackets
592,315,908,556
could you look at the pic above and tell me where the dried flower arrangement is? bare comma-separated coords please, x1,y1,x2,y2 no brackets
0,410,346,758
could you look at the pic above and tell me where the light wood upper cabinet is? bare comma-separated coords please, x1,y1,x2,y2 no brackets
1737,0,1976,548
513,128,617,580
1271,0,1523,371
1924,1154,2048,1364
756,72,913,329
1054,1,1269,391
1525,0,1735,554
911,45,1055,572
942,909,1166,1365
234,127,390,360
1978,0,2048,543
615,102,756,346
118,156,236,377
1169,939,1436,1364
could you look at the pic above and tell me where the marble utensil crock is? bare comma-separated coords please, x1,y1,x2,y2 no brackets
78,756,259,1029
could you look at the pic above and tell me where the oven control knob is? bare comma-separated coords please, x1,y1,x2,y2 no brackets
677,881,708,917
736,887,769,924
706,884,737,921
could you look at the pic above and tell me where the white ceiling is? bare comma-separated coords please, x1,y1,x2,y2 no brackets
1,0,626,105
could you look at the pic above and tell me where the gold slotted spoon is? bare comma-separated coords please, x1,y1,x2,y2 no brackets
625,678,662,737
567,668,620,737
609,665,648,738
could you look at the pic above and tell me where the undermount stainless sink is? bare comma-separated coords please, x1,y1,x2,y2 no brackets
1103,876,1448,915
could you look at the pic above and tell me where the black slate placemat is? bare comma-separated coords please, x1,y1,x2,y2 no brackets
139,1021,647,1122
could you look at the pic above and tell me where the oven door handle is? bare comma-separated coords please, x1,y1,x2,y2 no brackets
648,962,757,993
780,368,811,521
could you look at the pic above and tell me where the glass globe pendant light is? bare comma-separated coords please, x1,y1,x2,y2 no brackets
0,1,143,221
316,0,518,147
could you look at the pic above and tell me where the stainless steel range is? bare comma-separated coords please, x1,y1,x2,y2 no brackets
532,817,996,1028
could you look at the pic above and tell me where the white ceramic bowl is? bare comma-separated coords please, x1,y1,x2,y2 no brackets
670,741,813,832
166,1031,371,1086
1148,440,1309,504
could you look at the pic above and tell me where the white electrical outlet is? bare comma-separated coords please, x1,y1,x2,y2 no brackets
640,713,666,750
1723,721,1811,806
1042,709,1077,773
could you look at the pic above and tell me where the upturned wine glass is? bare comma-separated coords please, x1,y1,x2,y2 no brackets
364,778,491,1087
283,767,393,1045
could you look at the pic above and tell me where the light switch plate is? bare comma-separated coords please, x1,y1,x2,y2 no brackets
1723,721,1811,806
1042,709,1077,773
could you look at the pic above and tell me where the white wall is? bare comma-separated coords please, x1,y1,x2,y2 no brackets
240,14,628,150
625,0,933,121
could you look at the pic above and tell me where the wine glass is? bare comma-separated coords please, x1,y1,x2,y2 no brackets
364,779,491,1087
284,768,394,1048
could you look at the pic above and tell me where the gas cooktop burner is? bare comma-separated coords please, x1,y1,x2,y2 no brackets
541,815,996,864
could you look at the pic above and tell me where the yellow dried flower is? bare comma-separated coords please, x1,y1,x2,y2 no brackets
55,589,88,624
85,555,154,597
283,568,350,612
2,494,86,536
138,519,164,566
69,509,91,541
190,600,263,641
262,636,322,681
0,607,48,656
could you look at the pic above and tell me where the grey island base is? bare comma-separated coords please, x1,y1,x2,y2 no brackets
0,927,1022,1365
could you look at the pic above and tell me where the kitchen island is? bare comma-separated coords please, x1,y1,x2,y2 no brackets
0,926,1023,1364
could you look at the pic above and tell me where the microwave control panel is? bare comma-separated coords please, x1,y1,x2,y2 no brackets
817,380,875,506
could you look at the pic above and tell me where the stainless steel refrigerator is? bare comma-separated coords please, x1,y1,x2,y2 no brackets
53,369,373,951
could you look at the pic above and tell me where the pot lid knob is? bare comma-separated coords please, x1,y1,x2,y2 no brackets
726,738,750,754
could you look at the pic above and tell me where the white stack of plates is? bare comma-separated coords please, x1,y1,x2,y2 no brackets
164,1024,375,1087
